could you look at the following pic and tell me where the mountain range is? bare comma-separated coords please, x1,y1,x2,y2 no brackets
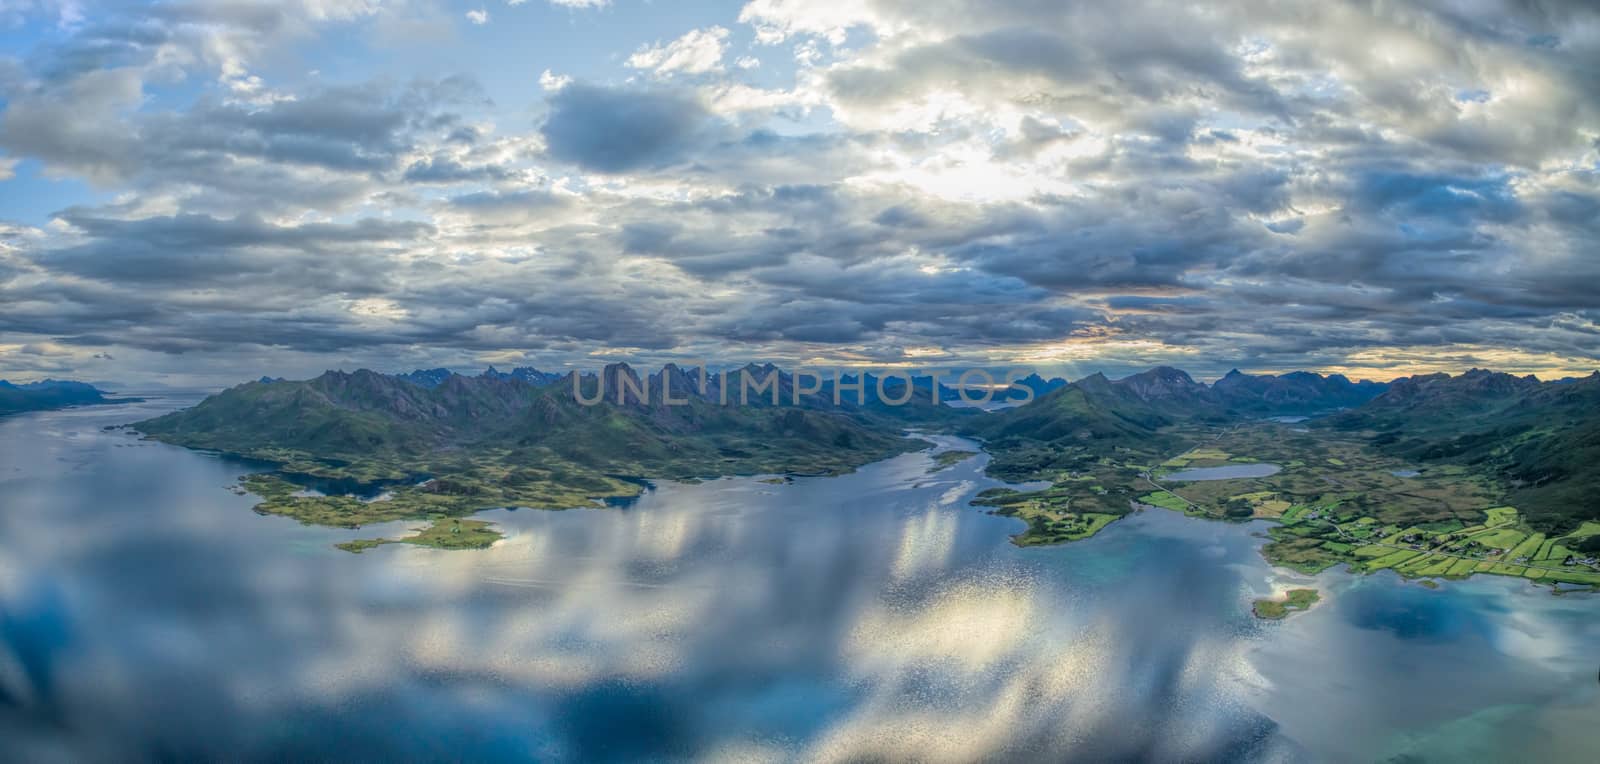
384,364,1385,414
131,363,1599,532
389,364,971,411
0,379,115,417
134,363,944,487
954,366,1382,478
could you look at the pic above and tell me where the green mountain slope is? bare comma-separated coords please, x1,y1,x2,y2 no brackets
138,364,930,481
960,366,1393,484
961,372,1185,482
134,364,943,539
1321,369,1600,533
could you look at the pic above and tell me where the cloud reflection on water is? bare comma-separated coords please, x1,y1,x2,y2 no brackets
2,402,1599,761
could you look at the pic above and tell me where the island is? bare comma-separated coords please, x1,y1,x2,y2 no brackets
928,450,978,472
337,519,501,553
1253,589,1320,619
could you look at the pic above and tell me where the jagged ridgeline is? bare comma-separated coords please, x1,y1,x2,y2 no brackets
134,363,967,491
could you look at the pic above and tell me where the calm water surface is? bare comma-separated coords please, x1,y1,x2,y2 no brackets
2,396,1597,761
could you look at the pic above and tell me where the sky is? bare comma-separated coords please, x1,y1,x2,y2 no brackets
0,0,1597,387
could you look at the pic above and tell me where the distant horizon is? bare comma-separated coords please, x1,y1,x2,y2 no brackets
16,359,1600,393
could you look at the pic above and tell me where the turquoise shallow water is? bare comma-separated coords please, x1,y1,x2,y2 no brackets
2,395,1597,761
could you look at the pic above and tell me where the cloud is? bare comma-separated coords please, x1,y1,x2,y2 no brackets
738,0,881,45
37,212,432,287
539,83,716,173
443,188,573,224
0,67,145,183
465,8,488,25
1,67,490,215
538,69,571,91
626,26,730,76
2,0,1599,383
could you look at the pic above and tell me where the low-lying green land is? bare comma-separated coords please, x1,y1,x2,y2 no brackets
972,468,1135,546
973,483,1122,546
975,417,1600,590
337,518,502,553
239,467,636,528
1254,589,1319,619
231,464,632,551
957,366,1600,592
928,450,978,472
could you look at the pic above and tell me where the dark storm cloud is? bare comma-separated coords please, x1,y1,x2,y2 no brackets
540,83,716,173
36,212,431,287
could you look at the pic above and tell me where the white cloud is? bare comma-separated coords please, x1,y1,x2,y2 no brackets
735,56,760,70
738,0,885,45
538,69,571,91
298,0,385,22
792,39,823,66
627,26,731,76
546,0,608,8
465,8,488,25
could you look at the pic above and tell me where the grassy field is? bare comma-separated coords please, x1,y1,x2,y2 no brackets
1137,491,1193,512
1485,507,1520,525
